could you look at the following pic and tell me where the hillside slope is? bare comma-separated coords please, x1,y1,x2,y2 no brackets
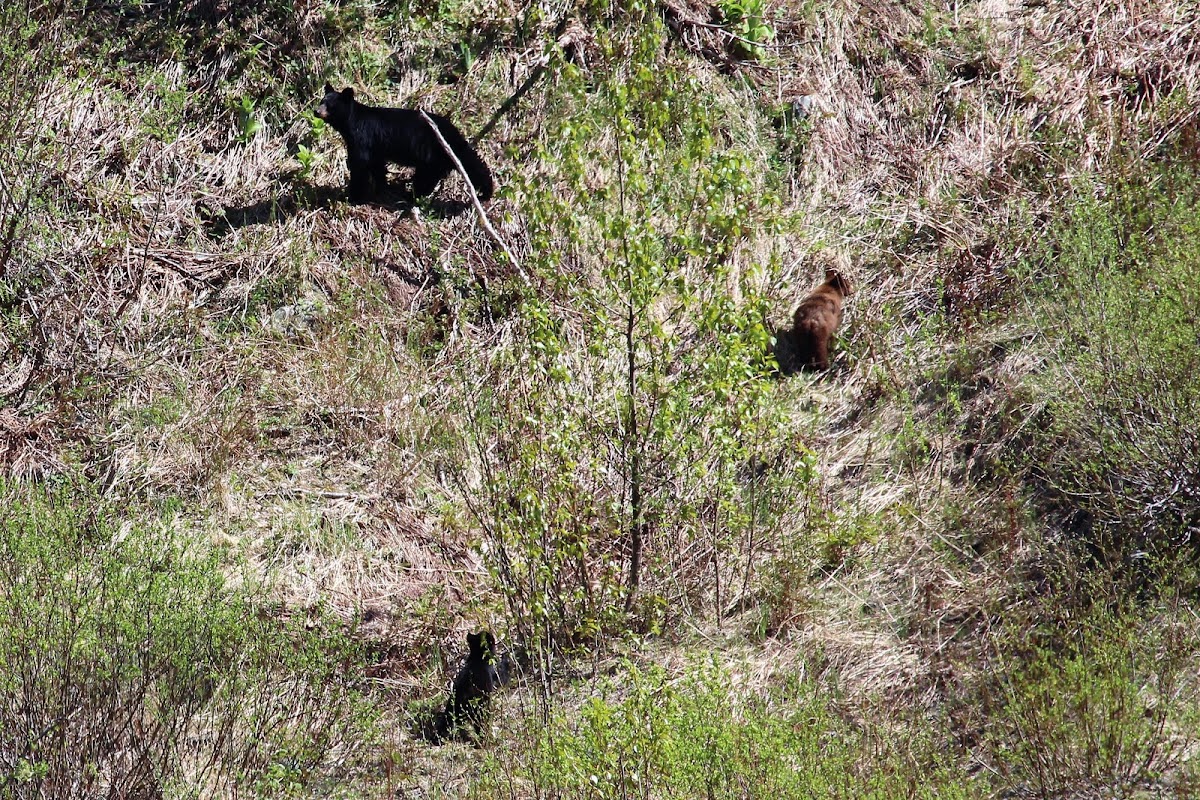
2,0,1199,797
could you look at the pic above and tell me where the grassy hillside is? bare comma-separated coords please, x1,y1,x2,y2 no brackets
3,0,1200,797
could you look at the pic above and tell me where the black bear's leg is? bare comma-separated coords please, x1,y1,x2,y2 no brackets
371,161,388,197
411,164,449,199
347,155,379,203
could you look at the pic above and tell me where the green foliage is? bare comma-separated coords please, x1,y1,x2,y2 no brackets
295,144,318,178
129,393,185,429
293,110,326,180
304,108,327,138
470,660,979,799
453,21,797,651
817,506,883,569
984,603,1200,797
139,70,192,142
1027,167,1200,564
0,480,373,798
0,2,68,277
718,0,775,59
233,94,264,143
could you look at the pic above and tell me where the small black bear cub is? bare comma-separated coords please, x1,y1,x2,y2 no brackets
432,630,509,743
315,84,494,203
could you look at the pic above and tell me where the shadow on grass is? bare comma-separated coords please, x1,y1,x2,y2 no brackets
203,177,473,238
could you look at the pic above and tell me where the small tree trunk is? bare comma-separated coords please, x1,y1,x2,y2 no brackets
623,290,643,613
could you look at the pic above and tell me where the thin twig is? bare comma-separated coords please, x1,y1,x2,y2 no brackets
264,489,381,502
473,7,573,143
678,17,789,51
419,110,529,286
473,55,551,145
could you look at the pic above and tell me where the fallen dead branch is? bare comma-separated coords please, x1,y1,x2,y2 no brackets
419,109,529,286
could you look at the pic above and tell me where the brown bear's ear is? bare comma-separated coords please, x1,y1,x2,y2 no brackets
830,270,854,296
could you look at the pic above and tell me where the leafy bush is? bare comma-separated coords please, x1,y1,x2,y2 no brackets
983,602,1200,797
1027,167,1200,566
0,481,371,799
718,0,775,59
450,19,797,652
469,659,979,799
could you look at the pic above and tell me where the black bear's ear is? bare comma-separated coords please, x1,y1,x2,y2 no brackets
323,82,334,94
343,87,355,99
467,631,480,651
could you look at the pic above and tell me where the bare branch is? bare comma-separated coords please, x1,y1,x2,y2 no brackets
418,110,529,286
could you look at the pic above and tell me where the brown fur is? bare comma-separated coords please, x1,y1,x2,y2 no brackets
779,267,853,373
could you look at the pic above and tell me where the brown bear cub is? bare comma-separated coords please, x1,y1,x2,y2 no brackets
431,630,510,743
779,267,853,373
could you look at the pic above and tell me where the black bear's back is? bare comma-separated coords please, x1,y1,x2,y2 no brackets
459,630,501,695
432,630,504,743
351,107,441,168
361,106,492,199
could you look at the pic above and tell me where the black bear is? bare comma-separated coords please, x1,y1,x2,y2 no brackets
778,266,853,373
432,630,508,743
315,83,494,203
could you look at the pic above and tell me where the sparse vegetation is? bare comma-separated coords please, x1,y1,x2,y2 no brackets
982,600,1200,798
1023,166,1200,570
2,0,1200,797
0,481,371,798
471,660,976,798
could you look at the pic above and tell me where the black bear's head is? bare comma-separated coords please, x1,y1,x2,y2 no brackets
467,630,496,661
315,84,355,126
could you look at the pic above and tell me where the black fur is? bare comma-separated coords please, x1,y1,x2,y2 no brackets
315,83,494,203
432,630,509,743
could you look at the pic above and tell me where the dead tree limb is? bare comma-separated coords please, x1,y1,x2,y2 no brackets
419,110,529,286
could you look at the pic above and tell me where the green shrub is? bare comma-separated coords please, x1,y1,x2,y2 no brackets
1027,166,1200,566
0,2,68,279
983,603,1200,797
469,659,979,799
718,0,775,59
0,481,372,799
450,18,795,652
